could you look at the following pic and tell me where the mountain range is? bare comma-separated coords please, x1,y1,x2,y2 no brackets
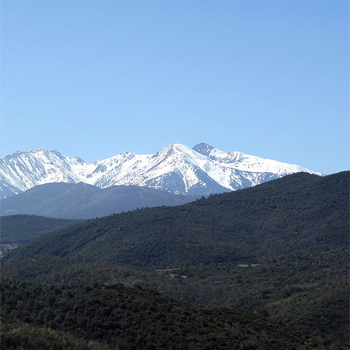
0,142,321,199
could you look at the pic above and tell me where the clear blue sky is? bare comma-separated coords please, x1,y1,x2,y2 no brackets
1,0,349,175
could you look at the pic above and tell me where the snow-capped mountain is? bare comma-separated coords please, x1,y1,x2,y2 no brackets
0,143,322,199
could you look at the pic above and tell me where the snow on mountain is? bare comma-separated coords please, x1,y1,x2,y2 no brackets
0,143,322,199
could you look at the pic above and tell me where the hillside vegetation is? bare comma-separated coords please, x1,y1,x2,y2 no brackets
1,279,325,350
3,172,347,268
0,215,81,244
2,171,349,348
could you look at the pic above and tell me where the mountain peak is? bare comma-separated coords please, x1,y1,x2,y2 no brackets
192,143,214,156
0,143,322,199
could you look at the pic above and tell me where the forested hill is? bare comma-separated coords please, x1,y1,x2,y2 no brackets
3,171,348,270
1,171,349,349
1,215,82,244
1,279,324,350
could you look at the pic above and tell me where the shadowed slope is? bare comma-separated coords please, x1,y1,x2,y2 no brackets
0,182,200,219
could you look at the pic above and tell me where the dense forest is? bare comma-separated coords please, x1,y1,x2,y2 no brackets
1,214,82,244
1,279,326,350
0,215,82,257
1,171,349,349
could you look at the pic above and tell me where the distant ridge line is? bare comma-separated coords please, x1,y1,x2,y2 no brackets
0,142,322,199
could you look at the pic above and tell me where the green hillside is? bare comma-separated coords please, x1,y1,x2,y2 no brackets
0,214,82,244
1,315,110,350
3,172,348,268
2,171,349,348
1,279,325,350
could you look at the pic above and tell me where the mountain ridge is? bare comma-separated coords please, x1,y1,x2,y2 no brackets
3,171,347,270
0,143,322,198
0,182,200,219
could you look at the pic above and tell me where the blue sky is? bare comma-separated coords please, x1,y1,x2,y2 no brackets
1,0,349,175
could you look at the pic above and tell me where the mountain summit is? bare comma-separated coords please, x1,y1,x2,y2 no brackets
192,142,215,156
0,143,321,198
